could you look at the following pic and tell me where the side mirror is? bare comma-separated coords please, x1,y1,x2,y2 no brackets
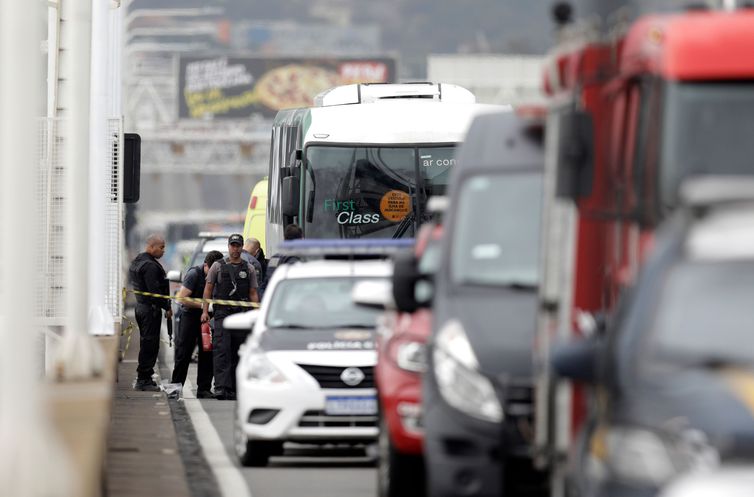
551,337,603,384
555,109,593,200
282,175,300,217
392,251,430,313
352,280,393,310
166,270,182,283
123,133,141,203
223,309,260,331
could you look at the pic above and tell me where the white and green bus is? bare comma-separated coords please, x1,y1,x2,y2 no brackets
266,82,503,251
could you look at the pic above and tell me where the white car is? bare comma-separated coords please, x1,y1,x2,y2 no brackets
230,258,391,467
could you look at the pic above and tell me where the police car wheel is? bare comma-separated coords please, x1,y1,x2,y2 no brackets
377,414,425,497
234,418,272,467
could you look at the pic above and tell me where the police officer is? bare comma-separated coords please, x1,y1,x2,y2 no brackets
129,234,172,391
170,250,224,398
201,234,259,400
240,239,263,290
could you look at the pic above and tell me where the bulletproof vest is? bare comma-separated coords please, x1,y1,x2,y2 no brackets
129,253,166,307
181,265,205,313
186,265,205,295
214,259,251,303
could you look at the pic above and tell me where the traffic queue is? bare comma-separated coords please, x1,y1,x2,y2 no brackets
146,4,754,493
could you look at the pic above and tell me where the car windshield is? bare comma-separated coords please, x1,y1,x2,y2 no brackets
660,82,754,207
304,145,456,239
650,261,754,366
266,277,383,329
451,172,542,287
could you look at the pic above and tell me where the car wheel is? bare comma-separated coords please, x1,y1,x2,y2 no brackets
378,414,425,497
234,418,272,467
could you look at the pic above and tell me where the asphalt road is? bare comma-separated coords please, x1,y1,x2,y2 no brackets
201,399,377,497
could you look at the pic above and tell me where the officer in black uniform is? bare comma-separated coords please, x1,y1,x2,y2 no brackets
201,234,259,400
170,249,224,398
129,234,172,391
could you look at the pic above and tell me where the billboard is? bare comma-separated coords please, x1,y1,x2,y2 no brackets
178,56,396,119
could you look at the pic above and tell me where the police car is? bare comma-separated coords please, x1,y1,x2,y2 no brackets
226,243,398,467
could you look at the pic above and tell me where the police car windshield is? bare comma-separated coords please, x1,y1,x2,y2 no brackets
451,172,543,288
266,277,383,329
304,145,456,239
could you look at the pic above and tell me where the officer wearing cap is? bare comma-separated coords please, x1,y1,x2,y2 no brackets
129,234,172,391
201,234,259,400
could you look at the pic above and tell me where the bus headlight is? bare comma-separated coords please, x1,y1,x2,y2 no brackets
433,320,502,423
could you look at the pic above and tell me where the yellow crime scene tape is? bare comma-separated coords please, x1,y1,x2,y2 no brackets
122,288,260,309
120,316,135,360
119,288,259,354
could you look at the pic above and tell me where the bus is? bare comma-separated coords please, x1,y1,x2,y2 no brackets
242,176,268,253
265,82,503,252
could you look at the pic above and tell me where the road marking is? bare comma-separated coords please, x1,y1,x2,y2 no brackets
183,378,252,497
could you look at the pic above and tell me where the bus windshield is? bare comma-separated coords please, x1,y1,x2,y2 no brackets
303,145,456,239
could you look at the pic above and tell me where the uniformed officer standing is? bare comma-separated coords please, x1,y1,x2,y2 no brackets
170,249,224,398
201,234,259,400
129,234,172,391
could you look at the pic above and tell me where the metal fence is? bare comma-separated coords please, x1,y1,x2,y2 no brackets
37,118,66,324
105,117,124,320
37,117,124,326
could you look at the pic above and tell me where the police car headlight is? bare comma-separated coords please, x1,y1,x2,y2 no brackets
605,427,720,487
246,353,288,384
433,320,502,423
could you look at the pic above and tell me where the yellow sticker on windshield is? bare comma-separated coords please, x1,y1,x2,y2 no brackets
380,190,411,222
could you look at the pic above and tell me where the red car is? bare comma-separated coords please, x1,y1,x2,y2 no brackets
377,223,442,497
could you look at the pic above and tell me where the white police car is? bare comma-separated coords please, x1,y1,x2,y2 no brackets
227,256,392,467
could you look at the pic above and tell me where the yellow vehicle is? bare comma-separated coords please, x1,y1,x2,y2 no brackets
242,176,268,253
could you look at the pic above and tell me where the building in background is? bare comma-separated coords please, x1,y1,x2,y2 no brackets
427,54,544,106
123,5,393,261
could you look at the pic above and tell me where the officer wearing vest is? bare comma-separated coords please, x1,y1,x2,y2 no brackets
170,250,224,398
201,234,259,400
129,234,172,391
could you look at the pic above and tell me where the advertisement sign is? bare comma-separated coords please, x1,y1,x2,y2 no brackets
178,56,396,119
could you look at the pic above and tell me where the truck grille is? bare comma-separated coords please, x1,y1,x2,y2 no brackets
297,364,375,389
298,410,378,428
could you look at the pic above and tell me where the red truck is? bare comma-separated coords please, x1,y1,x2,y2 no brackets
535,3,754,495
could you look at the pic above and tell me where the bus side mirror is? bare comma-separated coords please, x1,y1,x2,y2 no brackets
282,175,300,217
555,110,593,200
123,133,141,203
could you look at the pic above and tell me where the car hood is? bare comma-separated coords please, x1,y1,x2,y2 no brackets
433,287,537,378
258,327,376,353
625,367,754,459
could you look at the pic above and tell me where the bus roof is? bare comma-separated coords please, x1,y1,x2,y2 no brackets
299,101,506,145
